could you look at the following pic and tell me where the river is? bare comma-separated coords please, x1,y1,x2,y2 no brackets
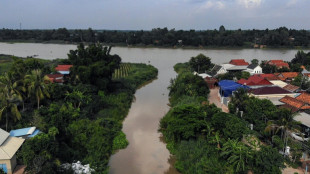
0,42,309,174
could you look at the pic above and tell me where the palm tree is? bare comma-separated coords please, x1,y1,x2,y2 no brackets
265,108,300,155
25,70,50,109
221,139,253,173
0,73,23,130
230,88,249,114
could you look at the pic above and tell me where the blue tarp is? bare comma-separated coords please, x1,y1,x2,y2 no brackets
218,80,249,97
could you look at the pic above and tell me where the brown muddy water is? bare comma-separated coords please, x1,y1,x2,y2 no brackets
0,43,308,174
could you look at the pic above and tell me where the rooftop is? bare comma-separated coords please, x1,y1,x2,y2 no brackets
296,93,310,105
237,75,272,86
280,96,305,109
229,59,249,66
10,127,40,138
0,136,25,160
55,65,73,72
283,84,300,92
278,72,299,79
249,86,292,95
294,112,310,127
247,64,259,70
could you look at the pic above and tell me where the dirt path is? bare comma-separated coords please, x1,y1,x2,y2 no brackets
208,87,229,113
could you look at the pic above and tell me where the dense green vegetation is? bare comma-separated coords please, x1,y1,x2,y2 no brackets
0,26,309,48
159,57,307,173
0,44,158,173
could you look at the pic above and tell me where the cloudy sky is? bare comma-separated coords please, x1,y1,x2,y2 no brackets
0,0,309,30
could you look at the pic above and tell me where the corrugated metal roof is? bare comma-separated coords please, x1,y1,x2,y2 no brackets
10,127,36,137
0,136,24,160
0,129,9,146
270,80,288,88
295,112,310,128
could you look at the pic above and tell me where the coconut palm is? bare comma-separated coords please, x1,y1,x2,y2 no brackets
25,70,50,109
230,88,249,113
221,139,253,173
265,108,300,155
0,73,23,130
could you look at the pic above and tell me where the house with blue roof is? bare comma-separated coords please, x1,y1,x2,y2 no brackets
9,127,41,139
218,80,249,105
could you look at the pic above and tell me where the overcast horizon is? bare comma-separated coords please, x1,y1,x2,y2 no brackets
1,0,310,30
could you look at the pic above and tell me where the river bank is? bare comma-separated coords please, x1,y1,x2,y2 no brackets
1,40,309,50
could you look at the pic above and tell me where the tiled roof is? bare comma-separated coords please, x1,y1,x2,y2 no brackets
55,65,73,71
229,59,249,66
249,86,292,95
283,84,300,92
256,74,280,80
278,72,299,79
279,104,300,113
296,93,310,105
280,96,305,109
267,60,289,68
237,75,272,86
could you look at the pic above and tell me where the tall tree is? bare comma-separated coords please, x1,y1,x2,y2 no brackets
0,73,22,130
25,70,50,109
265,108,300,155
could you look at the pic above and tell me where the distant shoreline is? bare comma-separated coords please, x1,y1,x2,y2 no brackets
1,40,310,50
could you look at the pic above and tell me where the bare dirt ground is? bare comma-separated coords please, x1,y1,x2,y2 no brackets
13,165,26,174
208,87,229,113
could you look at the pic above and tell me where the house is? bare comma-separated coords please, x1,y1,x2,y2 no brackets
283,84,300,93
248,86,295,99
209,64,234,76
267,60,290,69
244,64,262,75
55,65,73,75
0,129,25,174
229,59,249,66
45,74,64,84
218,80,249,105
294,112,310,136
277,72,299,82
9,127,41,139
237,75,273,88
279,96,310,113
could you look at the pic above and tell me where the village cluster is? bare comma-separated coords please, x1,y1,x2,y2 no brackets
199,59,310,144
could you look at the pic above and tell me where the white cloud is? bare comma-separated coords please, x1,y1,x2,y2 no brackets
237,0,262,8
199,0,226,10
286,0,298,7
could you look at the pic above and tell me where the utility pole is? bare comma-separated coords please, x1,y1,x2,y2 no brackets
20,22,22,30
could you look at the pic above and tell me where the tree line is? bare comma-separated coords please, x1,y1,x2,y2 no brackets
0,26,309,47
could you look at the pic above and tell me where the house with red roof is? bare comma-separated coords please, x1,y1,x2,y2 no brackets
55,65,73,75
45,74,64,84
237,75,273,88
266,60,289,69
279,96,310,112
277,72,300,82
296,93,310,105
229,59,249,66
256,74,280,81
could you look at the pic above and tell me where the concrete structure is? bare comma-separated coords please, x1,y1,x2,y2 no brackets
244,64,262,75
0,129,24,174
